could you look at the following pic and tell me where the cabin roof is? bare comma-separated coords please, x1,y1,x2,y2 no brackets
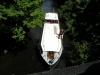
45,13,58,20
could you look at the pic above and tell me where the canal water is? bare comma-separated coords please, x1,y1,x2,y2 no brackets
0,0,70,74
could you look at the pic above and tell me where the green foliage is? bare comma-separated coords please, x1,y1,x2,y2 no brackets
58,0,100,64
68,41,90,64
4,50,8,54
0,0,44,41
0,0,44,54
12,26,26,41
58,0,90,34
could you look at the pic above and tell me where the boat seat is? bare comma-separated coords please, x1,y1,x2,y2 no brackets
47,51,55,60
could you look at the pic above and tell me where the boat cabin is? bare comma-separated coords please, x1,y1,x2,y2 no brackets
44,13,59,24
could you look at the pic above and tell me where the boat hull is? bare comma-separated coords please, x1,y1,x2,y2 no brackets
39,12,64,66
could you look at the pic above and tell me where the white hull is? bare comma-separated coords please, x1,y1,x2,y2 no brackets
40,13,63,65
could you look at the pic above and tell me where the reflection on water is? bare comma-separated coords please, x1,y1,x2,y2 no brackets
28,26,42,40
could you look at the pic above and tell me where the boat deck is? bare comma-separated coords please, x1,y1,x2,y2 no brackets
41,23,61,52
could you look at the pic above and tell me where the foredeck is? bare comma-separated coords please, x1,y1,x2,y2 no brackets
41,23,61,52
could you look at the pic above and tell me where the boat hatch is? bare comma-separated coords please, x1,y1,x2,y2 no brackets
47,51,55,60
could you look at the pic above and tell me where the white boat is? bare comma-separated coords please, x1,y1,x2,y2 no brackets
39,12,63,66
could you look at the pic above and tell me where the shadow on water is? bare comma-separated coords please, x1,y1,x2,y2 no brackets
28,26,50,70
0,17,29,57
78,62,100,75
28,26,42,40
0,27,44,74
55,44,71,69
35,47,50,70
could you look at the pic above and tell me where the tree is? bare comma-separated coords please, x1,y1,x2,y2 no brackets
57,0,100,64
0,0,44,54
68,41,90,64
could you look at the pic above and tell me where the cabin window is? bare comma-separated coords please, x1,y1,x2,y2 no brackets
55,20,58,23
45,19,58,24
47,20,50,23
50,20,52,23
52,20,55,23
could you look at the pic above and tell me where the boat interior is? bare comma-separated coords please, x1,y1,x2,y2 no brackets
47,51,55,60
